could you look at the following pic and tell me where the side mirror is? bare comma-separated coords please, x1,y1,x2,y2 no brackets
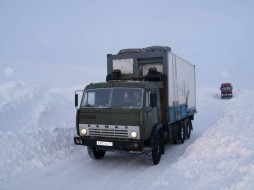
150,93,157,107
75,93,79,107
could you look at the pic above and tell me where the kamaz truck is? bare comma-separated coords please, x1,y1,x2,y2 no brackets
74,46,196,165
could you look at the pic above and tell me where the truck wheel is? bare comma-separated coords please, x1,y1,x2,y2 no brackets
186,119,192,139
146,132,162,165
175,121,185,144
87,146,106,160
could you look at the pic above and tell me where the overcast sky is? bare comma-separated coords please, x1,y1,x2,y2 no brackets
0,0,254,89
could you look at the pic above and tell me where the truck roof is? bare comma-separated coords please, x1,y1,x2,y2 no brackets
221,83,232,87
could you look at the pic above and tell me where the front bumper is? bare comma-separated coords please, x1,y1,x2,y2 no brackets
221,94,232,98
74,136,144,152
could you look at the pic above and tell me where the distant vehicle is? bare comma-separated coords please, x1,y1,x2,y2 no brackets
74,46,197,165
220,83,233,99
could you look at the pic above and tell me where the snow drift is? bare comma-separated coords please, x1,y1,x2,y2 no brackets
158,90,254,190
0,81,78,179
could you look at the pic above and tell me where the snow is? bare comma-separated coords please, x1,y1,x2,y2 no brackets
1,65,254,190
168,90,254,190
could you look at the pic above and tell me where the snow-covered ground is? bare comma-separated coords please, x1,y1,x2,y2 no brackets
1,65,254,190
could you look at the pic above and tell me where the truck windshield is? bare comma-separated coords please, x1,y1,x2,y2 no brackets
221,87,232,90
82,88,143,108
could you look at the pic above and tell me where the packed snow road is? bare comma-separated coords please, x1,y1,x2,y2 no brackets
1,84,254,190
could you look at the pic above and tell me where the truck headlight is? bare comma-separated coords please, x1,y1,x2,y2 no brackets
130,131,138,138
80,128,87,135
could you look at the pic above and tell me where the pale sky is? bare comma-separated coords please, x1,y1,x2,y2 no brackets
0,0,254,89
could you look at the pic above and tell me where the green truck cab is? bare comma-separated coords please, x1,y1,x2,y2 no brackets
74,46,196,165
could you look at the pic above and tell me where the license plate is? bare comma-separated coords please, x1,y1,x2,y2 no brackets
96,141,113,146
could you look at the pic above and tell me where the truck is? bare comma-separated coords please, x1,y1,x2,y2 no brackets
74,46,196,165
220,83,233,99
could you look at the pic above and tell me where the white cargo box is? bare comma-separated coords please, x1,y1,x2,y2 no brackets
167,52,196,110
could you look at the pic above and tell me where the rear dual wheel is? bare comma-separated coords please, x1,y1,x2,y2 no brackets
175,121,185,144
186,119,192,139
175,118,192,144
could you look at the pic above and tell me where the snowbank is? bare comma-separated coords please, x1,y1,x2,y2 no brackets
156,90,254,190
0,62,104,181
0,81,79,179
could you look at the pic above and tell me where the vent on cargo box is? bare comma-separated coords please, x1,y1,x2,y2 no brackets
118,48,145,54
144,46,171,52
118,46,171,54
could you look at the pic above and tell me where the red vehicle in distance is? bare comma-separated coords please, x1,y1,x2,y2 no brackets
220,83,233,99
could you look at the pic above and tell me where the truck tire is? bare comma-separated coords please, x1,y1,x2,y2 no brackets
87,146,106,160
175,121,185,144
146,132,162,165
186,119,192,139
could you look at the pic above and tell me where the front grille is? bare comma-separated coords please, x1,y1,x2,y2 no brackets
89,128,128,138
79,124,140,139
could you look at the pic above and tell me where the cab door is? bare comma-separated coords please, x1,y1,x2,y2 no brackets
143,90,160,139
